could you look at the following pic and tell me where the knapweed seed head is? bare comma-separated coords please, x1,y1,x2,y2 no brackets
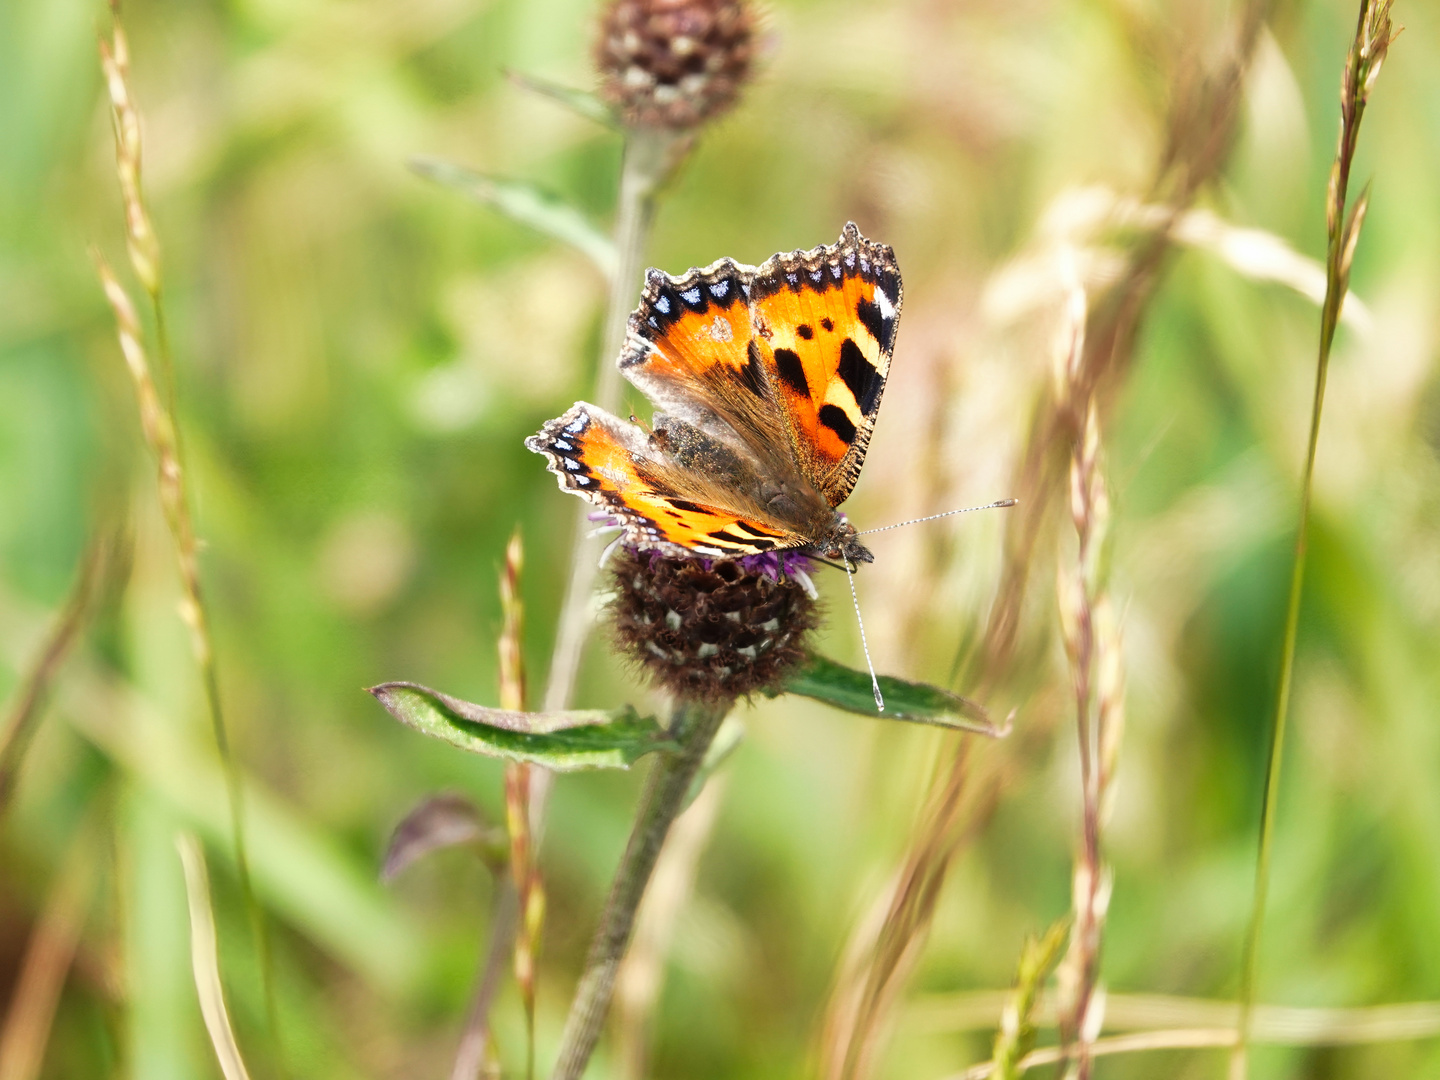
609,546,816,704
594,0,755,130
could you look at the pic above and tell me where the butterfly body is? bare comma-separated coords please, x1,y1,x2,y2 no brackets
528,223,901,566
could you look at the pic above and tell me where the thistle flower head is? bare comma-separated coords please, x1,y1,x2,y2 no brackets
609,545,816,704
595,0,755,130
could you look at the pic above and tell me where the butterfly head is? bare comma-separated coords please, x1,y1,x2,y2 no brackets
816,516,874,565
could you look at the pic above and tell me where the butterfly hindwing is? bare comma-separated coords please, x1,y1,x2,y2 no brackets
749,223,901,507
525,403,806,558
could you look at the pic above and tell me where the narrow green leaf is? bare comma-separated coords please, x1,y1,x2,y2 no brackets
504,68,619,130
368,682,676,771
777,653,1011,736
409,157,617,277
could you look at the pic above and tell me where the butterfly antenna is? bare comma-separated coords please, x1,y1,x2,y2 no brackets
856,498,1018,536
842,554,884,712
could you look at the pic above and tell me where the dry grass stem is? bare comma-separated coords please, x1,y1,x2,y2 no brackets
176,833,253,1080
1232,4,1396,1077
98,9,159,298
502,532,545,1080
913,989,1440,1045
0,527,116,815
0,821,97,1080
819,12,1271,1073
452,531,543,1080
95,4,271,1045
1054,402,1121,1080
818,749,1004,1080
451,885,520,1080
1049,267,1126,1080
957,1027,1240,1080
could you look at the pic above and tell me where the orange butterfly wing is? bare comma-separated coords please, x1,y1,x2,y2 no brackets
749,224,901,506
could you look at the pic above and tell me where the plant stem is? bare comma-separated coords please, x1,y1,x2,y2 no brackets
549,698,728,1080
538,127,689,729
1231,4,1393,1077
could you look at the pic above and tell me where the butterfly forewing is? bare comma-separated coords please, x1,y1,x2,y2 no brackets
749,223,901,507
617,258,781,448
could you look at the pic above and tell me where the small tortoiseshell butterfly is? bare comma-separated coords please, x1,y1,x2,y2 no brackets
527,223,901,566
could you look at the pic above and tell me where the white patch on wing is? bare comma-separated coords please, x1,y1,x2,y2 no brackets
874,286,896,319
681,287,702,305
655,295,671,314
707,316,733,342
597,463,635,487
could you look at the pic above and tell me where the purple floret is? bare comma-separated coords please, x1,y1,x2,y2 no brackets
738,549,814,583
623,542,813,584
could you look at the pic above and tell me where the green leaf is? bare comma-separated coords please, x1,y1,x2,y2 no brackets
776,653,1011,736
409,156,617,277
368,682,676,771
504,68,619,130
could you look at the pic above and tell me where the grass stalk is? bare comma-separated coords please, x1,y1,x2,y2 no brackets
917,988,1440,1044
177,833,253,1080
549,697,728,1080
538,126,690,725
96,7,276,1057
991,920,1070,1080
1051,273,1124,1080
1230,5,1395,1077
501,533,545,1080
819,12,1270,1072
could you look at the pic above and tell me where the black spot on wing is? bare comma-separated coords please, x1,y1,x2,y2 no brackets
796,324,814,340
856,297,896,353
837,338,884,416
773,348,809,396
707,528,774,550
819,404,857,444
821,317,834,332
729,520,784,540
665,498,710,514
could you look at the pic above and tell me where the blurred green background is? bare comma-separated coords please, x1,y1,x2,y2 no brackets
3,0,1440,1077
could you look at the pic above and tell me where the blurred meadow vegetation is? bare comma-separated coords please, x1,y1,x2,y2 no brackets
3,0,1440,1078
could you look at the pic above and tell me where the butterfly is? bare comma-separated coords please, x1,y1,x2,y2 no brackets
526,222,901,567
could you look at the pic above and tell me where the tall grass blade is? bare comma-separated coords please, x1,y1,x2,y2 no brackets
176,833,253,1080
1231,4,1396,1078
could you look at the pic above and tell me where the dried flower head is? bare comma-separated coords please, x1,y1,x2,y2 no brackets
609,546,816,703
595,0,755,130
